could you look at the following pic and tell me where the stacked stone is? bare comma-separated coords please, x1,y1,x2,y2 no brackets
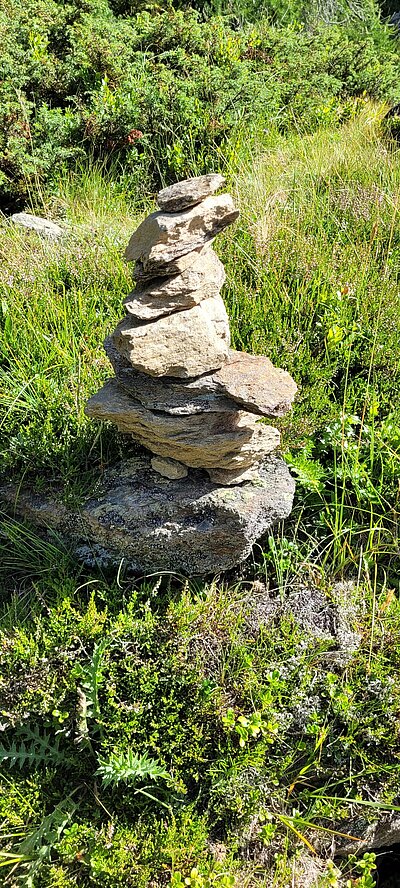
85,174,297,485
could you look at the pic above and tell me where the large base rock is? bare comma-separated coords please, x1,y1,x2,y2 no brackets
3,454,295,576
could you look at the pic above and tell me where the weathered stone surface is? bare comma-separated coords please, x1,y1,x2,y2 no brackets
1,454,295,575
207,465,260,486
151,456,188,479
336,815,400,858
85,379,280,470
124,249,225,320
105,339,297,417
133,247,207,283
104,338,234,413
11,213,63,240
124,195,239,274
111,296,230,378
157,174,226,213
213,350,298,416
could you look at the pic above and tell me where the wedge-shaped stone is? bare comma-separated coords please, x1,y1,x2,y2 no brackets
157,174,226,213
214,351,298,416
105,337,233,414
151,456,188,479
85,379,280,470
207,465,260,486
133,247,207,283
105,340,297,417
111,296,230,378
124,194,238,274
124,249,225,320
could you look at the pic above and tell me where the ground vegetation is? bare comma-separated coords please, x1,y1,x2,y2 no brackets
0,1,400,885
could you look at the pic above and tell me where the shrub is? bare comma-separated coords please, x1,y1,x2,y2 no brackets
0,0,398,209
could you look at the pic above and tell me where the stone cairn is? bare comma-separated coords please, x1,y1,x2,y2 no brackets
85,174,298,489
1,175,296,574
1,175,295,575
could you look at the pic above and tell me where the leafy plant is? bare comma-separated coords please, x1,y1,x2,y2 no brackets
75,638,110,745
95,749,170,788
221,707,278,747
13,799,76,888
0,726,65,770
171,869,235,887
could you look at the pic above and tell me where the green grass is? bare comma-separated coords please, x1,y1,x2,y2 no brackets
0,105,400,886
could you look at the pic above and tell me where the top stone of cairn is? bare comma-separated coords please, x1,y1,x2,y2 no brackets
157,174,226,213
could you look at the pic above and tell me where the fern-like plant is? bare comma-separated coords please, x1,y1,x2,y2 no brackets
96,750,171,806
0,726,65,769
82,638,109,723
14,798,76,888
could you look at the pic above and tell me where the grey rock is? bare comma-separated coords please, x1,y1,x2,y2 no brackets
124,194,239,274
105,339,296,418
243,579,361,645
10,213,63,240
151,456,188,479
124,249,225,320
84,378,280,471
1,454,295,575
111,296,230,378
337,815,400,856
157,174,226,213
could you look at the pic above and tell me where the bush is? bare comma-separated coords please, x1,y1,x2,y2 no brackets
0,0,399,210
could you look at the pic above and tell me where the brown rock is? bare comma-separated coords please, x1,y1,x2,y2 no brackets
132,247,207,283
105,339,297,417
157,174,226,213
151,456,188,479
124,249,225,321
111,296,230,378
85,379,280,470
207,465,260,486
124,195,239,274
214,351,298,416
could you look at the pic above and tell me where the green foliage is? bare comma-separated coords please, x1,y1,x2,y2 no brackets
0,572,399,884
16,799,77,888
347,852,377,888
0,1,400,875
0,514,70,582
81,638,109,723
0,726,65,770
171,869,235,887
96,749,170,787
0,0,398,208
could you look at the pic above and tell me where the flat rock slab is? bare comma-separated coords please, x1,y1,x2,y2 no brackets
214,351,298,416
105,340,297,417
85,379,280,470
10,213,63,240
124,249,225,320
157,174,226,213
124,195,239,274
132,247,207,283
1,455,295,575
